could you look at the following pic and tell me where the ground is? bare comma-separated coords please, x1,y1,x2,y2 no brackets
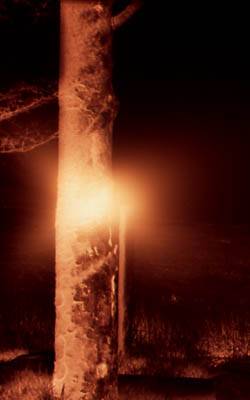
124,223,250,377
1,352,250,399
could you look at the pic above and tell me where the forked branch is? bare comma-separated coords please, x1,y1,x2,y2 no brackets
112,0,142,30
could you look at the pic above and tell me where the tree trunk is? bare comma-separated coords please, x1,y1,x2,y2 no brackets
53,1,118,399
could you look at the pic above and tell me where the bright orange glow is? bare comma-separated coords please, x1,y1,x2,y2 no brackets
61,180,114,228
115,176,150,221
57,168,147,230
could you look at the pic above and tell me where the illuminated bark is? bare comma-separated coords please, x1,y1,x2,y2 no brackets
54,1,141,397
53,1,118,399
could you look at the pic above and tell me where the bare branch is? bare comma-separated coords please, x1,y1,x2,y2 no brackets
0,84,58,153
0,130,58,154
0,91,57,123
111,0,142,30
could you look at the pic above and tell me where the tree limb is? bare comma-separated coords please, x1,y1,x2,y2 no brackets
111,0,142,30
0,92,57,123
0,129,58,153
0,84,58,153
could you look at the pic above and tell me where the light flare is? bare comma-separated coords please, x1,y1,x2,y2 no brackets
57,169,145,231
60,180,114,228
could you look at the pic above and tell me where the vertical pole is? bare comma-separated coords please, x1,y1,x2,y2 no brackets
118,207,127,356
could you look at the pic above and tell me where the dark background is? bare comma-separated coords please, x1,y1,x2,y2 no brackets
0,0,250,374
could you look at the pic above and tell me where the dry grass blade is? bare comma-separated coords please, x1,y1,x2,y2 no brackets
0,370,53,400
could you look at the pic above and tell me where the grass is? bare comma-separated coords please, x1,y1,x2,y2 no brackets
0,285,55,353
0,370,53,400
0,371,216,400
124,303,250,377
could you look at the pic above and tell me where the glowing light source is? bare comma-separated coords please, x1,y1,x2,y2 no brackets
57,169,144,231
60,180,114,228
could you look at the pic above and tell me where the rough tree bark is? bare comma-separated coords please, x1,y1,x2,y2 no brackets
0,1,140,398
53,2,117,398
53,1,140,399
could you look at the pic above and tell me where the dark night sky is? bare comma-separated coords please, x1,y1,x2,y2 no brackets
114,1,250,224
